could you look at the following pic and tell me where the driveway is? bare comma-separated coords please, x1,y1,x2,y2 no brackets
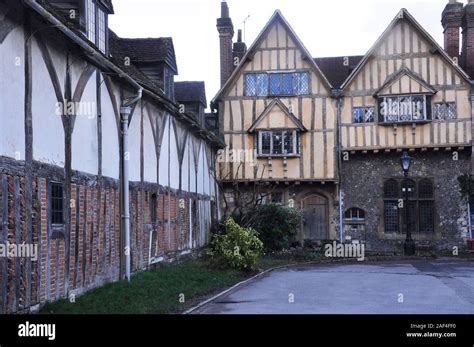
193,259,474,314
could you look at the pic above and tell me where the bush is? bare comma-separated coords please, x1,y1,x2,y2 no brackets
244,204,302,251
205,217,263,271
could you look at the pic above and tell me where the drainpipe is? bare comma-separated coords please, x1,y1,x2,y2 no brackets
121,89,142,282
335,93,344,243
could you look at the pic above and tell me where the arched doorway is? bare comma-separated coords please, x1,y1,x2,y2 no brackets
302,195,329,240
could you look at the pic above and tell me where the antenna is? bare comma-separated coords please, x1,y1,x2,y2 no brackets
241,13,251,42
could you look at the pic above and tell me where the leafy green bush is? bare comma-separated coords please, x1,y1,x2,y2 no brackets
205,217,263,271
243,204,302,251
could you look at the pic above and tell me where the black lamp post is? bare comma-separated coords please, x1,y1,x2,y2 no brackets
400,151,416,256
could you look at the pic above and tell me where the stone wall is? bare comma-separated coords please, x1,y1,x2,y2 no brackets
341,150,471,252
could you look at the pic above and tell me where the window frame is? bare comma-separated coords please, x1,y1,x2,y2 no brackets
378,94,431,124
244,71,311,97
352,106,375,124
50,182,65,227
257,129,300,157
344,207,366,223
383,178,435,234
433,102,457,120
86,0,109,54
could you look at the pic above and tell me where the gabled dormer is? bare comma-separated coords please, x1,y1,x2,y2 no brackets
175,82,207,126
374,67,437,125
115,37,178,100
248,99,307,158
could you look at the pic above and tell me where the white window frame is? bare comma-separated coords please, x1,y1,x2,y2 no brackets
86,0,96,44
258,130,299,156
97,8,106,53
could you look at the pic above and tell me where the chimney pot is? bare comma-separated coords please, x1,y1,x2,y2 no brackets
237,29,243,43
221,1,229,18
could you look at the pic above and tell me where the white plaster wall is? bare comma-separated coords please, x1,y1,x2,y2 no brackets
169,120,180,190
143,109,157,183
158,115,169,187
181,138,190,192
72,72,98,175
101,81,119,179
0,26,25,160
197,142,205,194
202,148,210,195
128,109,141,182
188,136,197,192
31,39,65,167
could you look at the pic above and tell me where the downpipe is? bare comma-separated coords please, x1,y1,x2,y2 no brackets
121,89,142,282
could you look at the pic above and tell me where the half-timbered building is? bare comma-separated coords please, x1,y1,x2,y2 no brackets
0,0,222,313
214,1,474,251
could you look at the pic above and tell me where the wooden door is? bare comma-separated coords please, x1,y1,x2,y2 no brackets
303,195,328,240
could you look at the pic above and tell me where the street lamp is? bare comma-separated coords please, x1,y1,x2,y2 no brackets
400,151,415,256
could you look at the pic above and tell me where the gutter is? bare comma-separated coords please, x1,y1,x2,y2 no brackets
23,0,225,149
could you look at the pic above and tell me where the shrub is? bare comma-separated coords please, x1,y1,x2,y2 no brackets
245,204,302,251
205,217,263,271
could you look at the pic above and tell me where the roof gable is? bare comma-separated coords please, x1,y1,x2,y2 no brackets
375,66,437,96
248,99,307,133
213,10,332,102
341,8,471,91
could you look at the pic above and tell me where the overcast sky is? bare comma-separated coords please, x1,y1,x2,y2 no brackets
109,0,468,106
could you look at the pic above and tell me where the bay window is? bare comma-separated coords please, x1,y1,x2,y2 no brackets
257,130,300,156
378,94,431,123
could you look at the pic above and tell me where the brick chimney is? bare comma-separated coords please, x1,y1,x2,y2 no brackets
442,0,463,61
217,1,234,87
461,0,474,78
233,30,247,67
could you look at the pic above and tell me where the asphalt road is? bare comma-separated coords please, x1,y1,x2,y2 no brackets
194,259,474,314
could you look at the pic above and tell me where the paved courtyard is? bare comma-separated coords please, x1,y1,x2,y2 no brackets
194,259,474,314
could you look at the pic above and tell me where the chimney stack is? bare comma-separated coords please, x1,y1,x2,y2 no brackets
442,0,463,61
462,0,474,78
217,1,234,87
233,29,247,67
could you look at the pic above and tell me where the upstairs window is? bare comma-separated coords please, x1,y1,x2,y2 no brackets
245,72,310,97
86,0,96,43
258,130,300,156
97,8,106,53
379,95,431,123
86,0,108,54
433,102,457,120
353,107,375,123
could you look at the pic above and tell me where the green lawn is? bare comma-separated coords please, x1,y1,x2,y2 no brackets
39,259,247,314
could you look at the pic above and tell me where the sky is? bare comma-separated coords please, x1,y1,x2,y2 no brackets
109,0,469,107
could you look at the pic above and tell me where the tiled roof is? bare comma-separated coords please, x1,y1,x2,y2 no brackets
314,56,364,89
115,37,178,74
108,30,164,92
174,81,207,106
